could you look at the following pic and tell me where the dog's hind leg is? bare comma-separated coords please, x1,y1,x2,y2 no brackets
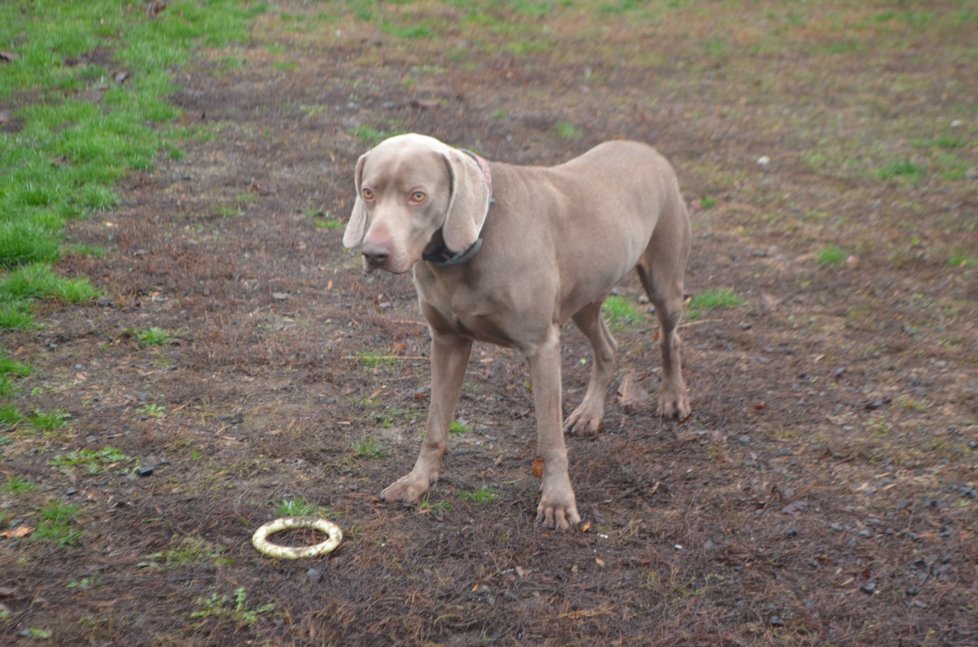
636,198,691,419
564,301,617,434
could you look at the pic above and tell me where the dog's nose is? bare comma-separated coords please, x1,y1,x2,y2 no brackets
361,240,390,268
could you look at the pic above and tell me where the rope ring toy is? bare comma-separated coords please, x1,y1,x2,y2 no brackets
251,517,342,559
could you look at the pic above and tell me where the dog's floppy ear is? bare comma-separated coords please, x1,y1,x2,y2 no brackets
342,153,369,249
441,148,490,253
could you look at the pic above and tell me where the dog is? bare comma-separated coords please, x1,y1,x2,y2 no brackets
343,134,691,529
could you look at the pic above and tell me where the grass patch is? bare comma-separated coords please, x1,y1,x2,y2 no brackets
603,295,645,328
306,208,344,230
457,487,498,504
418,496,452,514
449,420,470,435
879,159,924,183
144,535,233,569
49,446,132,475
277,498,317,517
137,403,166,419
816,244,847,266
555,121,583,139
350,125,396,145
26,409,70,431
33,500,82,547
133,326,172,347
0,0,265,328
351,438,388,460
1,475,36,495
687,288,743,320
0,347,32,397
0,405,24,427
190,587,275,627
947,254,977,268
356,351,399,370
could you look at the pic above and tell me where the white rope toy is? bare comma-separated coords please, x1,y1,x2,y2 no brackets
251,517,343,559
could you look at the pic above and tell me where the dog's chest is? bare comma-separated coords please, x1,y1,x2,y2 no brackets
415,272,515,346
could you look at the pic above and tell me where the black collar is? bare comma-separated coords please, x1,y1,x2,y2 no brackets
422,149,493,268
422,237,484,266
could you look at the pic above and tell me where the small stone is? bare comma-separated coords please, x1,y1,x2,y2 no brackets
136,466,154,477
306,568,322,583
272,292,289,300
864,397,890,410
845,254,860,269
738,435,751,445
860,581,876,594
757,155,771,167
950,119,963,128
770,616,785,627
905,587,919,597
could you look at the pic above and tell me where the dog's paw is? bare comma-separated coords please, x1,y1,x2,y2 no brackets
658,388,691,420
563,400,604,434
380,470,436,505
535,476,580,530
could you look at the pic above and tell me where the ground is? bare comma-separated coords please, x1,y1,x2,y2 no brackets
2,2,977,645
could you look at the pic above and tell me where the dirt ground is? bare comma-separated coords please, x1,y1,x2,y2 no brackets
2,2,976,645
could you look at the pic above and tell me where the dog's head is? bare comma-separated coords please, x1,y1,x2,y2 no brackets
342,133,491,274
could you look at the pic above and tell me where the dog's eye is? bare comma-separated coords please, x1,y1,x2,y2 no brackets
361,188,374,201
409,191,427,204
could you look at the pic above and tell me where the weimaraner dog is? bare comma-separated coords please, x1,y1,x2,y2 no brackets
343,133,691,529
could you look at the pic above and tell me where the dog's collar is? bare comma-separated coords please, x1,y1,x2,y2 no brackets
422,149,493,268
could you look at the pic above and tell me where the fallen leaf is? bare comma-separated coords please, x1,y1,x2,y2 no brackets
618,372,649,409
579,520,592,533
595,557,605,567
1,525,33,539
531,457,544,479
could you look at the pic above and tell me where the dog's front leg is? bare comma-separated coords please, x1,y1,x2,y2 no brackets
528,327,581,530
380,332,472,505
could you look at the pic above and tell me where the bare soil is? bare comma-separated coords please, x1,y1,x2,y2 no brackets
2,2,976,645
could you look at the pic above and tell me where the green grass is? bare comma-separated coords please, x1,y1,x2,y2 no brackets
133,326,172,347
879,159,924,183
33,500,82,547
0,0,266,329
555,121,583,139
137,403,166,419
449,420,470,435
816,244,847,266
356,351,399,370
351,438,388,459
350,125,396,145
1,475,36,494
0,404,24,427
190,587,275,627
602,295,646,328
947,254,977,268
0,347,32,397
148,535,233,568
49,446,132,475
26,409,70,431
277,498,317,517
457,487,498,504
306,208,344,230
687,288,744,320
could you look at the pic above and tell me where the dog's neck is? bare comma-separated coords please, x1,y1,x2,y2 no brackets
422,149,493,268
